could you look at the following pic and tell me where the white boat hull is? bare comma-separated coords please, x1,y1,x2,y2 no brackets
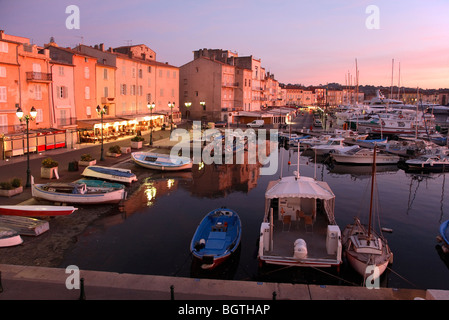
131,152,193,171
82,166,137,184
0,227,23,247
32,184,126,204
331,154,400,165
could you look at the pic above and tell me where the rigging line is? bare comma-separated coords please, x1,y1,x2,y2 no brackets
310,266,360,287
385,266,418,288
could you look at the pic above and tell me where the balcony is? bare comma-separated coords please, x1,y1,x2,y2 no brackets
26,72,52,82
222,82,239,88
101,97,116,104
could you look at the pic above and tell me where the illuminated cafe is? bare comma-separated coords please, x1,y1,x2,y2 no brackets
0,128,67,160
76,111,180,144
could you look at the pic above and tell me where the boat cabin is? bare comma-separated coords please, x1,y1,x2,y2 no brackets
258,175,342,268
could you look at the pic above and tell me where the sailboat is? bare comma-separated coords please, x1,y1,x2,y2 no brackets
342,145,393,280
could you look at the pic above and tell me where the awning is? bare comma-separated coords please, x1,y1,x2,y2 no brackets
265,175,335,200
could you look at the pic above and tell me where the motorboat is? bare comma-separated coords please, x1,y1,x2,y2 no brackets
191,207,242,269
31,177,126,204
330,146,400,165
311,137,349,155
404,154,449,172
258,154,342,269
82,165,137,184
131,152,193,171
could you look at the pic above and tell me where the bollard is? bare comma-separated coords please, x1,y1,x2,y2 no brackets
272,291,277,300
0,271,3,293
170,285,175,300
79,277,86,300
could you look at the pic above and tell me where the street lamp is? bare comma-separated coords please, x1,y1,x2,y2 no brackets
16,106,37,188
147,101,155,146
168,102,175,132
184,101,191,120
96,105,107,161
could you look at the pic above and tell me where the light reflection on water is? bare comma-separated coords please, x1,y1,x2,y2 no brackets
59,148,449,290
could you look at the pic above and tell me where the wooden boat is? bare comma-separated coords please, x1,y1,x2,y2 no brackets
31,176,126,204
439,220,449,247
82,165,137,184
0,226,23,247
258,148,342,269
131,152,192,171
0,215,49,236
0,205,77,217
331,146,400,165
342,146,393,280
191,207,242,269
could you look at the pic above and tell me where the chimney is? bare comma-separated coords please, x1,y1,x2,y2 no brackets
99,43,104,51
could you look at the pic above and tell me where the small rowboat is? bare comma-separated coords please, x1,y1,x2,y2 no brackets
131,152,193,171
0,205,77,217
82,165,137,184
31,176,126,205
440,220,449,246
0,226,23,247
190,207,242,269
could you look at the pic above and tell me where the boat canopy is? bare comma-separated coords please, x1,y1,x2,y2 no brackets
265,175,336,224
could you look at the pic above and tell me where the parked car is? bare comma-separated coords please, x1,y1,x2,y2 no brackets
215,121,227,128
313,119,322,127
247,120,265,128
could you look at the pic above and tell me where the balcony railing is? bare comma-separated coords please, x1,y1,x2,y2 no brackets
26,72,52,82
222,82,239,88
56,117,77,127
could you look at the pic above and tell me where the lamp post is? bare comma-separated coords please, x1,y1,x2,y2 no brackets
184,102,191,120
16,106,37,188
96,105,107,161
168,102,175,132
147,101,155,146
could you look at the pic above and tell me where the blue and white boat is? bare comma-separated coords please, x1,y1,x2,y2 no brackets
82,165,137,184
131,152,193,171
439,220,449,246
191,207,242,269
31,177,126,204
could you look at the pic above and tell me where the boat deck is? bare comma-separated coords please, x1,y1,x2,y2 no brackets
265,212,334,260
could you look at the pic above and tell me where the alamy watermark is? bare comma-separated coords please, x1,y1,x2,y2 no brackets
65,5,80,30
65,265,80,289
365,265,380,289
365,5,380,30
169,121,278,175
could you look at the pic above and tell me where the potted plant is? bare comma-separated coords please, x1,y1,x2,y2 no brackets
41,157,59,179
107,145,122,157
0,178,23,197
130,135,144,149
79,153,97,166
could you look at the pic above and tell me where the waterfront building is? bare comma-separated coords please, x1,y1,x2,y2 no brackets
179,48,282,124
0,31,53,133
46,44,97,124
76,43,180,127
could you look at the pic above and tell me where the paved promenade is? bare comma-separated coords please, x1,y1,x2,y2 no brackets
0,263,441,300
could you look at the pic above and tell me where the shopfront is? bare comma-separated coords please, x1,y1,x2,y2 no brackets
0,128,67,160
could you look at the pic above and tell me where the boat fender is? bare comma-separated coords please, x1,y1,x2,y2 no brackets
194,239,206,251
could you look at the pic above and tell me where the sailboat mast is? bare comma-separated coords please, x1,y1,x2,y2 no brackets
368,145,377,238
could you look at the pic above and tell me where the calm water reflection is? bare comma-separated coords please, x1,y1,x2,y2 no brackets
60,147,449,290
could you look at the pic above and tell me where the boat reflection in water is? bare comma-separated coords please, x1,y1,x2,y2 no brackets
327,163,400,181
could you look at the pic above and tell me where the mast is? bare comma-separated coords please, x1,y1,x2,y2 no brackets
368,144,377,239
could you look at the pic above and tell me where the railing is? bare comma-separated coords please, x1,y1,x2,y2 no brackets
222,82,239,87
56,117,77,127
26,72,52,82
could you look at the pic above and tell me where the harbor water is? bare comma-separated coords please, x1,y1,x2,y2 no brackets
59,145,449,291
